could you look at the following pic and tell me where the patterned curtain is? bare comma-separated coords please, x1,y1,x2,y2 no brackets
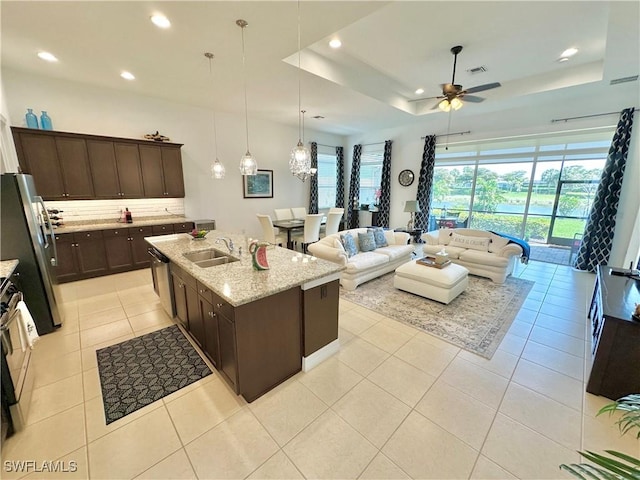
575,107,635,272
414,135,437,231
308,142,318,213
377,140,392,227
336,147,345,209
347,144,362,228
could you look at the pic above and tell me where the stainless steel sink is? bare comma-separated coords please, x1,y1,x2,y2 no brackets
183,249,228,262
194,257,238,268
183,249,239,268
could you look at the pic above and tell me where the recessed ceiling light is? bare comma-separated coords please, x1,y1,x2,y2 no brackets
561,47,578,58
120,71,135,80
329,39,342,49
150,14,171,29
37,51,58,62
415,88,424,95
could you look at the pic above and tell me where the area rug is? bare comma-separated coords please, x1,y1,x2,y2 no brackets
96,325,212,424
340,272,534,359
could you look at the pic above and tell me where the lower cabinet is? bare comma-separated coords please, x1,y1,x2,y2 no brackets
55,223,192,282
170,266,304,402
302,280,340,357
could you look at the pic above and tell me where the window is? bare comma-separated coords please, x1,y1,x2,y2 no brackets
317,151,337,209
359,145,384,207
431,127,613,245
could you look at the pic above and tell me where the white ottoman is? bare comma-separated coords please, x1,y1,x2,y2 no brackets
393,260,469,304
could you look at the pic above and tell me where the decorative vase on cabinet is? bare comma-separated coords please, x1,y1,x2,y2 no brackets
25,109,39,129
40,111,53,130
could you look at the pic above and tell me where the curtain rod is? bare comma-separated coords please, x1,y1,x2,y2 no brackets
551,108,638,123
421,130,471,140
360,141,387,147
315,143,339,149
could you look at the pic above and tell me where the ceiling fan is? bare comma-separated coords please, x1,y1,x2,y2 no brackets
410,45,501,111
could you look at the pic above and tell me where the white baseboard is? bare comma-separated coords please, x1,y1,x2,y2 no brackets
302,339,340,372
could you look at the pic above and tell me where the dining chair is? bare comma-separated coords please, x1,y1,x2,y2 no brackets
324,209,343,236
256,214,287,246
300,214,323,253
274,208,293,221
328,207,343,214
291,206,307,219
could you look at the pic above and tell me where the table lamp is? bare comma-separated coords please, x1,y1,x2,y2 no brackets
404,200,421,230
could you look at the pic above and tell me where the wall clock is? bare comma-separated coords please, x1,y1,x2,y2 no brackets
398,169,415,187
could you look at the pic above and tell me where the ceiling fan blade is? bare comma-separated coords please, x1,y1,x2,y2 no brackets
461,95,485,103
408,95,444,103
463,82,501,94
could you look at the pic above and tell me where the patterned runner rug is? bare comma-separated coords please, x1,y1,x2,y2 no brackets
97,325,212,424
340,272,534,359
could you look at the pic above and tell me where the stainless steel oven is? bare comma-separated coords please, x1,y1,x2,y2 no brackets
148,247,175,318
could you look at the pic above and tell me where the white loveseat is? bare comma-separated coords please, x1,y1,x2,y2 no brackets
308,228,414,290
422,228,523,283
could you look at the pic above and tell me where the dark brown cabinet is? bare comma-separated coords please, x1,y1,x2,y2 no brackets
587,266,640,400
13,131,94,200
199,295,219,367
302,280,340,357
74,231,109,276
114,143,144,198
174,222,193,234
54,233,79,282
130,226,153,268
138,144,185,198
54,223,190,283
171,268,189,331
55,137,94,199
103,229,134,273
12,128,184,200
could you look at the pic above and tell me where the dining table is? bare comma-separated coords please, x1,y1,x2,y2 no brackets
273,218,325,250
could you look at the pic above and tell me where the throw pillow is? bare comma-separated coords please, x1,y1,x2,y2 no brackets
340,233,358,257
358,231,377,252
368,227,388,248
449,233,490,252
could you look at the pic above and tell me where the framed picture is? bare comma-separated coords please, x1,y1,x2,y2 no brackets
243,169,273,198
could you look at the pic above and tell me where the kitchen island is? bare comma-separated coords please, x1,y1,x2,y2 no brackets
146,231,344,402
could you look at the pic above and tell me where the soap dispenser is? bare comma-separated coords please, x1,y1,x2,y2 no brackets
125,208,133,223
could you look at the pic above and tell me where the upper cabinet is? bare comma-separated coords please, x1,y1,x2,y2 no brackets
12,127,184,200
139,144,185,197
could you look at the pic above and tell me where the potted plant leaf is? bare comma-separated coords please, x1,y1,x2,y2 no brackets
560,394,640,479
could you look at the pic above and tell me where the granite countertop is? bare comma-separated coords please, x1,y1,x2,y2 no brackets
59,216,191,233
146,231,344,307
0,259,19,279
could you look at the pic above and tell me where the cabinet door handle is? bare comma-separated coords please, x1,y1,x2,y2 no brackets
209,311,215,318
216,303,223,308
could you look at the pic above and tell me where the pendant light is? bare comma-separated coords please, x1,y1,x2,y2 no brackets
237,19,257,176
289,0,315,182
205,52,225,179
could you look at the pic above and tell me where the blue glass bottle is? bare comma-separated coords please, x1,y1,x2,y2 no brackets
40,111,53,130
25,109,39,129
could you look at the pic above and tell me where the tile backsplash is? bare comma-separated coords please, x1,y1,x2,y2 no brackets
44,198,185,224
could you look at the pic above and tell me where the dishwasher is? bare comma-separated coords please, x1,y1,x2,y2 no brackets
148,247,175,318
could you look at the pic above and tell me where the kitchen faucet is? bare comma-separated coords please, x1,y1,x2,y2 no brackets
215,237,234,254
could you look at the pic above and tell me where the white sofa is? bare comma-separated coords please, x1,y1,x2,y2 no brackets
422,228,523,284
308,228,414,290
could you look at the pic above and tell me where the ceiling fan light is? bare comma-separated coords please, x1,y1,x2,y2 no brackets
450,97,463,110
438,99,451,112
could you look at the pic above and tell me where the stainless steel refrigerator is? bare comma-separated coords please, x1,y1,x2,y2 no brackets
1,174,62,334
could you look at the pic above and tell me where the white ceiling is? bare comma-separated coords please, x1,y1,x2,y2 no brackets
2,1,639,136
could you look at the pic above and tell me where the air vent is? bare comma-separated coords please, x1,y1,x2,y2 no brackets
312,115,325,119
610,75,638,85
467,66,487,75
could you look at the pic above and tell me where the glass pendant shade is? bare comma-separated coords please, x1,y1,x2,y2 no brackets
211,158,226,179
239,151,258,175
439,97,463,112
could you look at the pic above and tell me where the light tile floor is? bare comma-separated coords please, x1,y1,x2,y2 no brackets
2,263,639,479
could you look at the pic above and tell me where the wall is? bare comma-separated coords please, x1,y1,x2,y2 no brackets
2,69,345,238
345,88,639,268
